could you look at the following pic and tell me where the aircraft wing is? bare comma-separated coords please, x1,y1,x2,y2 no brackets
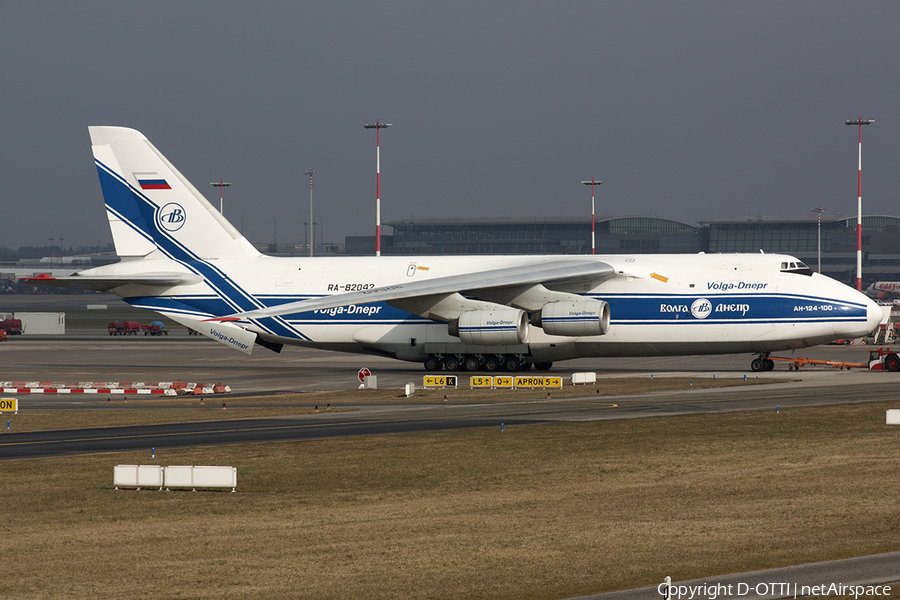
217,259,615,321
19,272,200,292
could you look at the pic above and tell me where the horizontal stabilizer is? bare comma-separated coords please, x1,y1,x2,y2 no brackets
162,312,257,355
213,259,615,322
20,272,201,292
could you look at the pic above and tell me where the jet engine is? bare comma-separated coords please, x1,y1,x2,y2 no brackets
531,300,610,337
448,308,529,345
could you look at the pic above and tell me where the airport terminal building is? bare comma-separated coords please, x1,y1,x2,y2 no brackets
385,216,705,255
343,214,900,287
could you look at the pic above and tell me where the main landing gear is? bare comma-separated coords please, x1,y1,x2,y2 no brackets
423,354,552,372
750,353,775,372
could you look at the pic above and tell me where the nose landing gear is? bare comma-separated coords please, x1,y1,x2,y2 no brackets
750,354,775,372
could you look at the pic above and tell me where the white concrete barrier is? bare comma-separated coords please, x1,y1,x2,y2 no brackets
114,465,163,490
571,372,597,385
115,465,236,492
165,466,237,492
887,410,900,425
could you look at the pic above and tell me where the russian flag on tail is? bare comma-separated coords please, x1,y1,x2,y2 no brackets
134,172,171,190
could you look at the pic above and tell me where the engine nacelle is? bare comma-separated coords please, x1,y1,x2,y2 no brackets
448,308,529,346
531,300,610,337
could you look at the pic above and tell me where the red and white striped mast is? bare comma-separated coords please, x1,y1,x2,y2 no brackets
845,117,873,291
210,179,232,215
364,120,392,257
581,179,603,254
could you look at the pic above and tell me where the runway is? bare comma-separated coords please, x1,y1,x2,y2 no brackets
1,366,896,459
1,327,890,395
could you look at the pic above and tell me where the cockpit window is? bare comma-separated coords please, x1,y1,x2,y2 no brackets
780,260,813,276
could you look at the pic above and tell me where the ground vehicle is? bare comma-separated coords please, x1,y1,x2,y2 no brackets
108,322,125,335
123,321,140,335
141,321,167,335
868,347,900,371
0,329,7,341
0,319,23,335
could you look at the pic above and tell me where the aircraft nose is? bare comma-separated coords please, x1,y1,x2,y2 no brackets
866,296,886,334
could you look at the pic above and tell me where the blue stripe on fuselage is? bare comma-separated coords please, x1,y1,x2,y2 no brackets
595,293,867,324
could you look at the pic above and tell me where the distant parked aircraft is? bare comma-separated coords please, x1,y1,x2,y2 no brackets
865,282,900,303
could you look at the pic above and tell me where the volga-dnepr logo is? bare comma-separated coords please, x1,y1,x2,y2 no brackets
659,298,714,319
690,298,712,319
158,203,186,232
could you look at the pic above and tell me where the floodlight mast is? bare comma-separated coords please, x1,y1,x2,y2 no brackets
581,179,603,254
364,120,392,257
811,206,826,273
845,117,873,291
210,180,232,215
304,170,318,257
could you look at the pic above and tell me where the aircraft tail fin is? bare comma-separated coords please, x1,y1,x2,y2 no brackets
89,126,260,260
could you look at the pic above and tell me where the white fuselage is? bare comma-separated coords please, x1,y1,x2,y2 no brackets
98,251,881,364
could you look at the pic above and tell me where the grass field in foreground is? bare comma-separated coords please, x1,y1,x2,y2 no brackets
2,400,899,599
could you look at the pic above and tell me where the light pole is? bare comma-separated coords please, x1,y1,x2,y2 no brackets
210,180,232,215
811,206,826,273
581,179,603,254
364,120,392,256
845,117,873,291
304,170,318,257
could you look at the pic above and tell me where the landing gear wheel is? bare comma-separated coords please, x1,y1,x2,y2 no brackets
463,355,480,372
750,358,765,372
423,356,441,372
766,359,775,371
484,356,500,372
502,356,521,372
443,355,461,372
533,362,553,371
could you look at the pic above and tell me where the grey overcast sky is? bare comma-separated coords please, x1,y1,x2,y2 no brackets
1,1,898,250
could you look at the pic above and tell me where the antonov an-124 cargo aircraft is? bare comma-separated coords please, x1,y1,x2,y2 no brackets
25,127,881,373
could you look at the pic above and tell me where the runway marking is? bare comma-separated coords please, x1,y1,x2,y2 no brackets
0,403,632,450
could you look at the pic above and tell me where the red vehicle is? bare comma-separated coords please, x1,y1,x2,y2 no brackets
868,347,900,371
123,321,141,335
108,322,125,335
141,321,167,336
0,329,8,341
0,319,23,335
